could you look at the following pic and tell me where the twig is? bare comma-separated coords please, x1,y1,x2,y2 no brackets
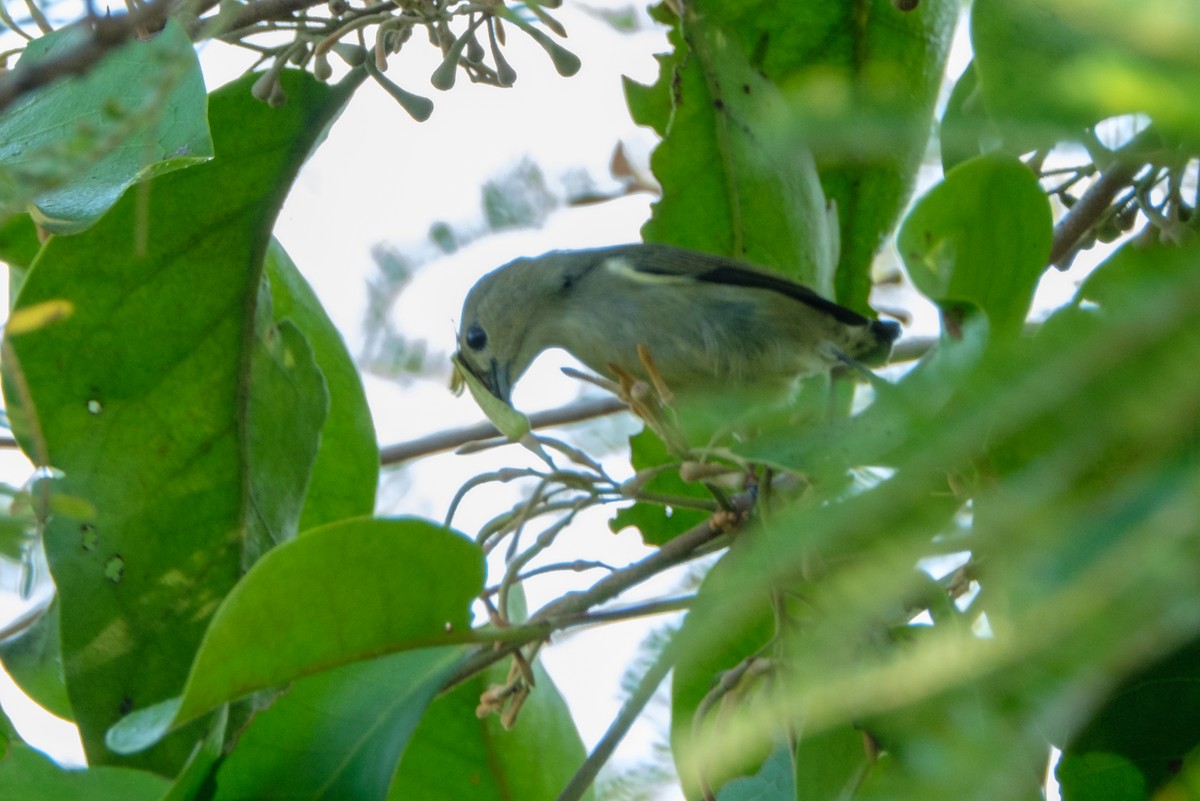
549,595,694,627
0,0,177,113
0,0,329,114
1048,127,1160,270
439,491,750,692
381,396,627,465
555,635,679,801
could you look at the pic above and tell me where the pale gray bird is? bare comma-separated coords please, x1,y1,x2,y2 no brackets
455,243,900,405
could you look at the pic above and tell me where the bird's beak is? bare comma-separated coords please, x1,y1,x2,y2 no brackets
485,359,512,405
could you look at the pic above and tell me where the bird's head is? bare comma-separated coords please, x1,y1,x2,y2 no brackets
455,253,583,404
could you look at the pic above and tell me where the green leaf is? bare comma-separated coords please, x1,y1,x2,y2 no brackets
717,744,793,801
609,427,710,546
897,153,1052,337
972,0,1200,150
0,706,13,746
160,706,227,801
0,740,170,800
1,69,362,772
733,316,989,475
627,0,956,310
665,240,1200,799
0,212,42,293
1059,637,1200,799
794,725,871,801
387,649,591,801
625,11,835,291
1075,239,1195,316
265,239,378,532
0,21,211,234
699,0,958,310
0,600,71,720
213,646,469,801
939,62,1001,174
1056,753,1146,801
245,316,329,564
672,551,776,799
106,517,483,754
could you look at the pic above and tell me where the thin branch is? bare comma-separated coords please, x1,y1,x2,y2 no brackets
439,491,751,692
0,0,177,113
1049,127,1160,270
1049,160,1144,269
549,594,694,627
555,635,679,801
192,0,331,40
380,396,627,465
0,0,330,114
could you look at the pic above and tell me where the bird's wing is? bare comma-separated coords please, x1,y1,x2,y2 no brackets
609,243,873,328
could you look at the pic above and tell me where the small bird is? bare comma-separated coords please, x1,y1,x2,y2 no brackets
455,243,900,406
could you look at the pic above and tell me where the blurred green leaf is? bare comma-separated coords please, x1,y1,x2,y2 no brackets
610,427,710,546
898,153,1052,337
1059,637,1200,799
733,316,989,476
1,69,361,773
939,62,1000,174
1056,753,1146,801
716,744,793,800
0,213,41,294
160,706,227,801
794,725,872,801
672,550,776,798
972,0,1200,150
106,518,484,754
674,238,1200,798
0,21,211,234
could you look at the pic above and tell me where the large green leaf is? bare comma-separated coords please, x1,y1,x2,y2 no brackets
625,8,835,291
898,153,1052,338
0,740,169,800
264,239,378,532
1058,637,1200,800
1,68,361,772
939,62,1001,174
972,0,1200,150
386,650,591,801
106,518,484,754
0,599,70,720
212,646,470,801
0,21,211,234
717,745,793,801
671,549,776,799
681,0,958,311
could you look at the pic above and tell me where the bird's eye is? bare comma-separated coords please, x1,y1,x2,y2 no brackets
465,323,488,351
